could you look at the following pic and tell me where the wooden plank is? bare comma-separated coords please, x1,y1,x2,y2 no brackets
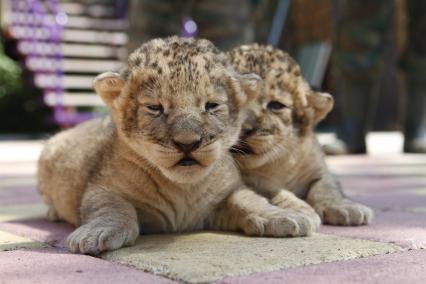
44,92,104,107
59,3,115,17
61,43,127,58
10,26,127,45
9,12,127,30
66,15,128,30
63,29,127,45
35,74,94,89
18,41,127,58
63,59,124,72
26,57,124,73
12,2,116,18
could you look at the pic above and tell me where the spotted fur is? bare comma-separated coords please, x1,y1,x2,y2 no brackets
38,37,317,255
228,44,374,227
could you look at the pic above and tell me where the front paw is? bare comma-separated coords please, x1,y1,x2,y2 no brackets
242,209,320,237
66,223,138,254
314,199,374,226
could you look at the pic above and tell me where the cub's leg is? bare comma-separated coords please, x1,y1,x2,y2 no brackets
209,188,318,237
66,186,139,254
271,190,321,231
306,173,374,226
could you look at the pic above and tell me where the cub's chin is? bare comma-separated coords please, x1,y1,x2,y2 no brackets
231,139,278,170
233,151,272,170
160,160,215,184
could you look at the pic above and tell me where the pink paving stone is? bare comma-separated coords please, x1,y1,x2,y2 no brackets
218,249,426,284
0,186,42,206
355,192,426,212
0,247,176,284
318,176,426,249
339,176,426,195
326,153,426,166
320,210,426,249
0,218,73,248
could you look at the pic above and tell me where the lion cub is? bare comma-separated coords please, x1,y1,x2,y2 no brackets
38,37,316,255
228,44,373,226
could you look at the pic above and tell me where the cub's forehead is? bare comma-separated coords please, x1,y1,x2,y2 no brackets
229,44,300,81
229,44,309,105
127,36,227,80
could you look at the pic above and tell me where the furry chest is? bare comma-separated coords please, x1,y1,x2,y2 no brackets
134,188,219,234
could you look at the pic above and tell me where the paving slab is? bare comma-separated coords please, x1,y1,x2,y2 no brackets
318,176,426,249
0,161,37,176
218,248,426,284
326,153,426,167
340,176,426,196
0,248,175,284
0,185,42,206
360,193,426,212
0,175,36,189
0,218,73,248
101,232,401,284
0,203,47,222
407,206,426,214
327,154,426,178
320,210,426,249
0,230,46,251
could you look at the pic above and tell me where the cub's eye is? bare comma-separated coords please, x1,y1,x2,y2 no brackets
146,104,163,114
205,102,219,111
267,101,287,111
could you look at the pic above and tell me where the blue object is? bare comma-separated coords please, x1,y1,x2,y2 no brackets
267,0,290,47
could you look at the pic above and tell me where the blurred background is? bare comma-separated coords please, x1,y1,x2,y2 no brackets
0,0,425,154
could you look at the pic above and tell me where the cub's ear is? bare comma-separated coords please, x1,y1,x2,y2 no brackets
307,91,334,124
233,73,261,107
93,72,125,105
239,73,261,102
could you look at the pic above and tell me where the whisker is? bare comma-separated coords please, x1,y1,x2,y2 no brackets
230,153,243,168
229,146,247,155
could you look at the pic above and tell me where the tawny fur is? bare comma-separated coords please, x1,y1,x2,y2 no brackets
38,37,314,255
228,44,374,226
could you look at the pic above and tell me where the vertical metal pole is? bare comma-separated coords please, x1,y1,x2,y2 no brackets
267,0,290,47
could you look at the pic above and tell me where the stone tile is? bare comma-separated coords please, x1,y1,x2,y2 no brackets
406,206,426,214
340,176,426,196
0,203,47,222
0,175,36,189
0,218,73,248
320,210,426,249
0,248,175,284
402,188,426,196
218,249,426,284
0,161,37,176
101,232,401,284
0,230,46,251
357,192,426,212
0,185,42,206
0,140,43,163
326,154,426,167
327,154,426,178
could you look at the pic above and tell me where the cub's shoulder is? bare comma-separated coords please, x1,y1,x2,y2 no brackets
39,117,113,167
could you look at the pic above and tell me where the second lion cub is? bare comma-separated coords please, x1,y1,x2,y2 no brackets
228,44,373,226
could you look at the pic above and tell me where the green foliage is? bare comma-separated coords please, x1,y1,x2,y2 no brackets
0,42,55,134
0,42,22,100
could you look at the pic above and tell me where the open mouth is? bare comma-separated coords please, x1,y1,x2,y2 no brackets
230,144,254,155
177,156,199,166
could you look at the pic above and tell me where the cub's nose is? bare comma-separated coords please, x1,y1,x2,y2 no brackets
173,134,202,153
241,127,257,139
